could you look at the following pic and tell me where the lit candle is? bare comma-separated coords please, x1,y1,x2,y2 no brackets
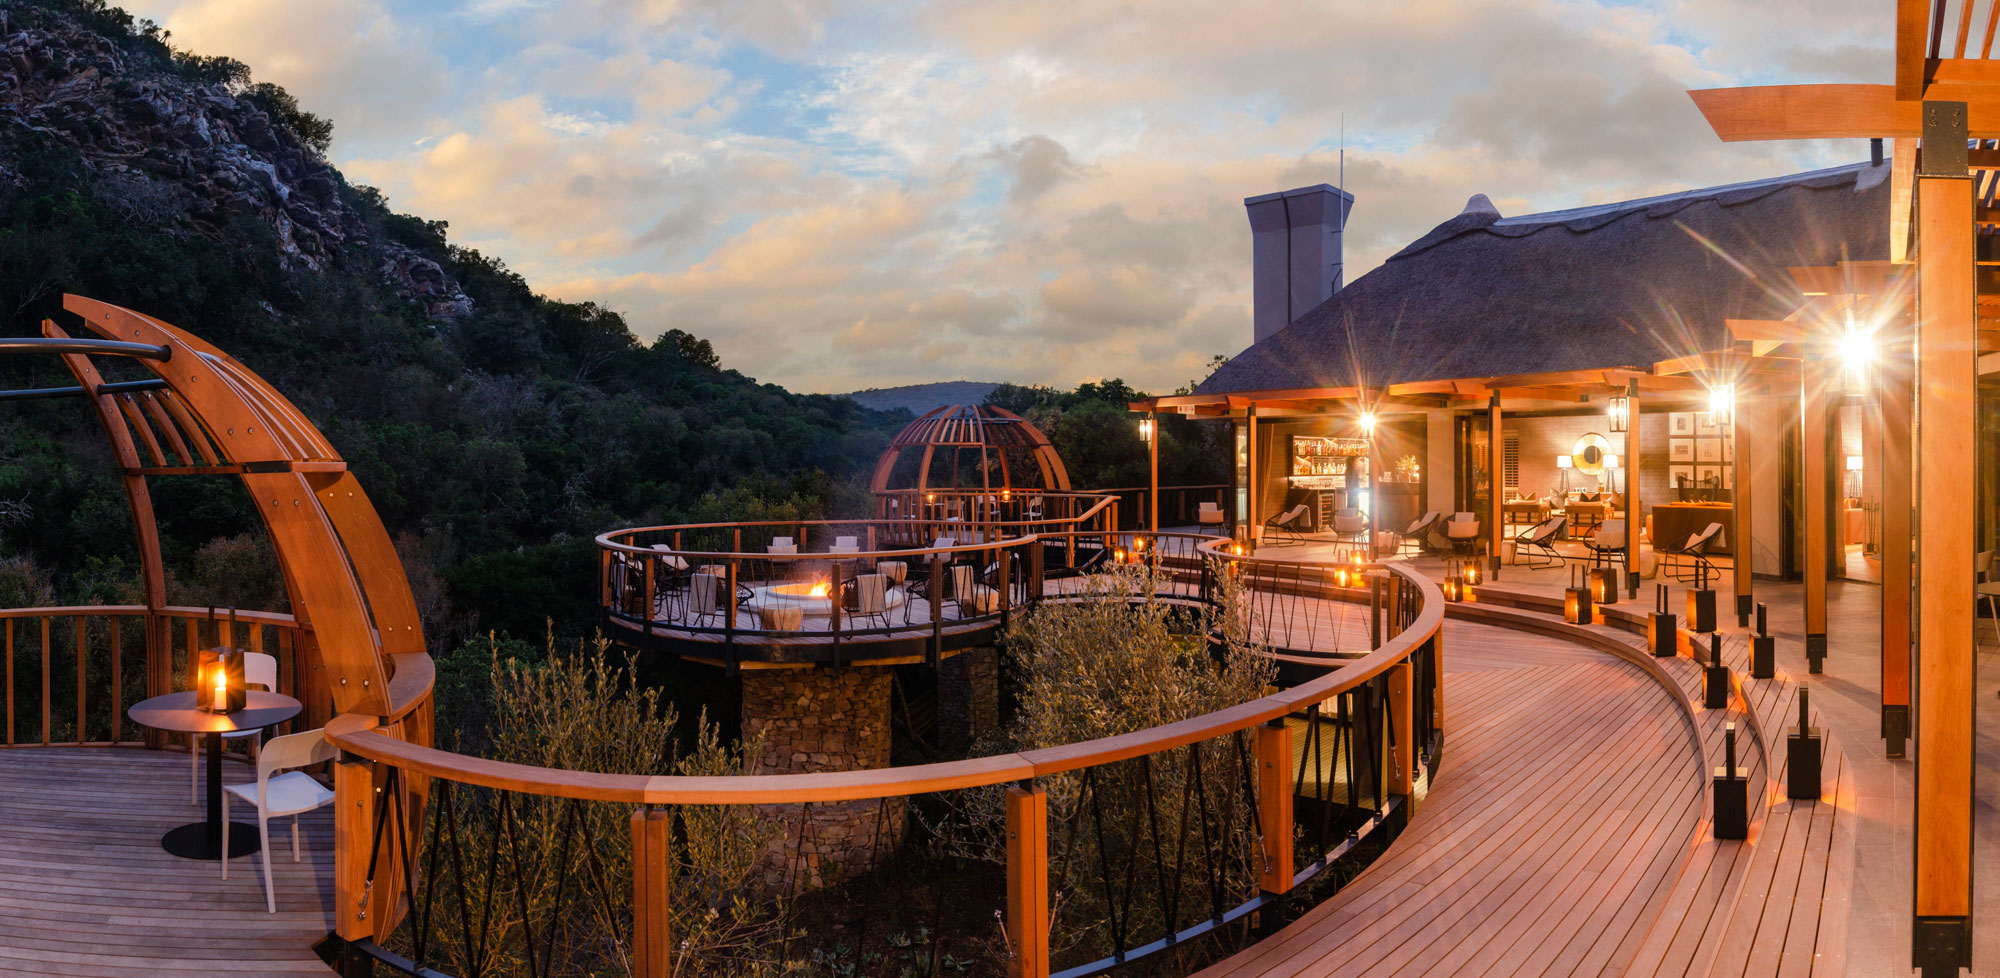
213,674,228,712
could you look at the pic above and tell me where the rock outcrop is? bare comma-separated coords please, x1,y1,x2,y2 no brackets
0,4,470,317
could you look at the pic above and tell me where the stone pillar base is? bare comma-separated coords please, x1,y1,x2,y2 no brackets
937,646,999,752
741,667,900,889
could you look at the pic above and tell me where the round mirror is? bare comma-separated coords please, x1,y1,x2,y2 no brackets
1572,433,1611,476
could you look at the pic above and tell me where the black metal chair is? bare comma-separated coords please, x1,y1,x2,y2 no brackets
1659,522,1725,585
1514,516,1567,568
1263,504,1310,546
1586,517,1627,569
1394,511,1441,557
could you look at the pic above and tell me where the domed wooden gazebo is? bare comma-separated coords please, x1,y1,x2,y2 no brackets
0,295,431,737
867,403,1070,494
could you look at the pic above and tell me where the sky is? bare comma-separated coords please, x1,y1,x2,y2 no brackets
118,0,1886,395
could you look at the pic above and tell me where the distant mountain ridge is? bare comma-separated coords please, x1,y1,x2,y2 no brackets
840,381,1000,416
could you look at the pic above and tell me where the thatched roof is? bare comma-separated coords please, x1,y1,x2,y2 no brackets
1197,162,1891,396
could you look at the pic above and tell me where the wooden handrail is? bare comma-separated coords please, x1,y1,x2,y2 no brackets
328,561,1441,805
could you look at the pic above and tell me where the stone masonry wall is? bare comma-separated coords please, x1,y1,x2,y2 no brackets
741,667,904,889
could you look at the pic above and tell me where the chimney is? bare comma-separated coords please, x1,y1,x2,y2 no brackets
1245,184,1353,345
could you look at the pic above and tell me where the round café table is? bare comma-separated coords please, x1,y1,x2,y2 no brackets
128,690,302,860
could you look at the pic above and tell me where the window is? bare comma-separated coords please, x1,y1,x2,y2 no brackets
1504,432,1520,490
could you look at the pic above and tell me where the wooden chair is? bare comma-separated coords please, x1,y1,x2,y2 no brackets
222,728,337,913
192,651,278,805
1263,504,1310,546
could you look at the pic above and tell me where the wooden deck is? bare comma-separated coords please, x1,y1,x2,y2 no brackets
0,747,334,976
1199,619,1707,978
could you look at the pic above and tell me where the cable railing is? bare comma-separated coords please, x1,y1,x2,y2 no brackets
328,551,1444,978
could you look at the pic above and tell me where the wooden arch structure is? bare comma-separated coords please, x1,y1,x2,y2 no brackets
10,295,431,740
868,404,1071,494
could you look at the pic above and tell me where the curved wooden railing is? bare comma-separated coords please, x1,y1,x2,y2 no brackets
327,547,1444,978
594,502,1127,664
0,604,312,747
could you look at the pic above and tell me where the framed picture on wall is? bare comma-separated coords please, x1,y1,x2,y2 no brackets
1722,435,1734,462
1669,412,1695,436
1696,465,1721,485
1669,439,1695,462
1671,464,1695,486
1696,439,1721,462
1696,414,1720,436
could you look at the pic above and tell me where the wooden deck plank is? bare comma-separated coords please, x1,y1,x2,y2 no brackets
0,747,333,977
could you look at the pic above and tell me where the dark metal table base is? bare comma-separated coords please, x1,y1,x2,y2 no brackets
162,820,262,860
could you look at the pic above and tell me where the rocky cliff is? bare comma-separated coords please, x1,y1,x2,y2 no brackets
0,0,468,315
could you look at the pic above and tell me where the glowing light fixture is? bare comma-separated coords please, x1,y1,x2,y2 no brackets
1838,318,1874,394
1608,394,1630,432
1359,411,1377,437
1138,418,1155,442
1706,384,1734,428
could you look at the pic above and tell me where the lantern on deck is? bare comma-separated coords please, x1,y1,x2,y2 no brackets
197,647,247,714
1442,558,1465,603
1589,566,1618,605
1462,559,1482,587
1564,564,1594,624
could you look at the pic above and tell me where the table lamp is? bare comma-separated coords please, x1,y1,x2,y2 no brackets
1556,454,1573,494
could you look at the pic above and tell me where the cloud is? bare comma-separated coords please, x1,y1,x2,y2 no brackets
127,0,450,151
987,135,1091,205
135,0,1868,394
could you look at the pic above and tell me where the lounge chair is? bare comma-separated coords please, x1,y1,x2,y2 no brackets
1394,511,1441,557
1263,504,1310,546
1514,516,1567,568
1659,522,1725,585
1444,512,1482,558
1586,518,1626,569
1331,507,1369,546
1197,501,1226,531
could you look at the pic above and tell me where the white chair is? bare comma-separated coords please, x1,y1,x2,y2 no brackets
830,534,861,555
222,728,337,912
1198,501,1225,529
767,536,798,556
193,651,278,805
850,573,890,629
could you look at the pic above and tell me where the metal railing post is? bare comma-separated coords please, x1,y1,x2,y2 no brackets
1005,782,1049,978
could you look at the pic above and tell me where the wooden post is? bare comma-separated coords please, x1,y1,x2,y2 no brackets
1802,355,1830,671
1387,661,1414,797
1912,107,1975,971
1881,292,1915,756
1005,783,1049,978
1148,411,1160,533
333,758,375,942
1625,380,1643,598
1245,405,1259,541
632,808,672,978
1732,392,1752,626
1488,394,1504,579
1255,721,1294,894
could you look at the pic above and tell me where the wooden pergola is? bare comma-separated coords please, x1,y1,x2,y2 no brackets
1688,5,1985,968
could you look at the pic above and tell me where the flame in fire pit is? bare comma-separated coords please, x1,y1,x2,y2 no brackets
808,579,829,599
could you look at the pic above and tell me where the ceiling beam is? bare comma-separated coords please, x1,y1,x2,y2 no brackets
1898,0,1931,99
1688,84,2000,141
